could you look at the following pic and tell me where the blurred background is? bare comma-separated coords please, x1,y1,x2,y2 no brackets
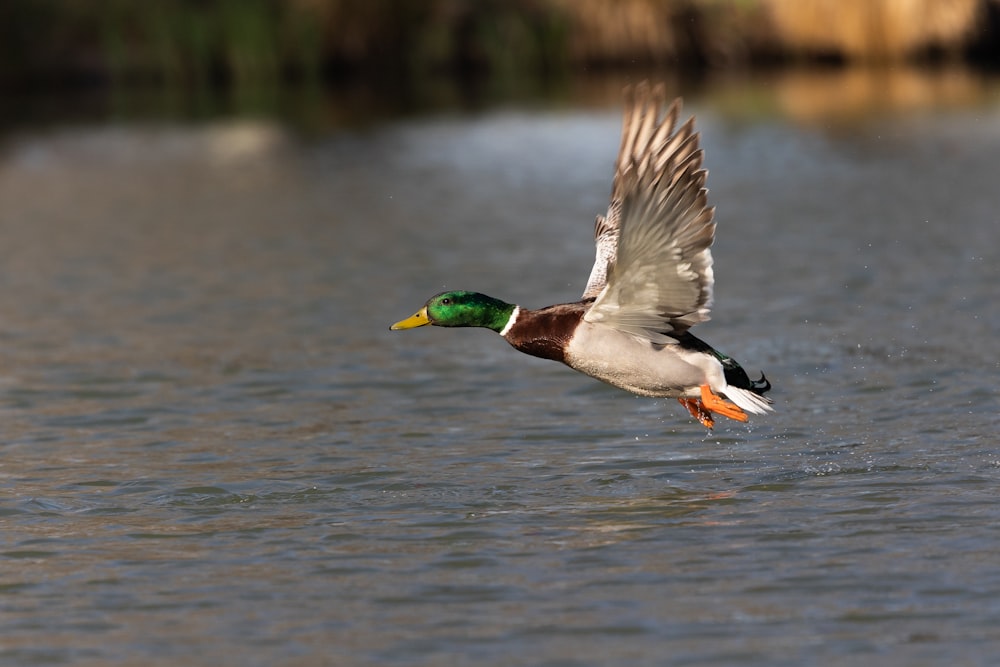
3,0,1000,84
2,0,1000,124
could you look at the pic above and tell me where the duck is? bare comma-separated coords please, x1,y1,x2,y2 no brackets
390,82,772,429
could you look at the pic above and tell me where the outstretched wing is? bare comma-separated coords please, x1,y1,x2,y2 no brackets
583,83,715,344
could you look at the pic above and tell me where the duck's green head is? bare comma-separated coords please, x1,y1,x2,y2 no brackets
390,291,515,333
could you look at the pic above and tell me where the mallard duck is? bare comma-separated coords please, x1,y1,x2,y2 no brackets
391,83,772,429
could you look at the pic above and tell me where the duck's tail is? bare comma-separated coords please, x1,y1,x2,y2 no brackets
722,382,774,415
722,366,772,415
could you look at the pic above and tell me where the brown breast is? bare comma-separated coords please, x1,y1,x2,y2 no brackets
502,301,588,364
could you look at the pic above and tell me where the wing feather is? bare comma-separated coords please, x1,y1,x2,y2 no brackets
583,83,716,343
583,85,683,299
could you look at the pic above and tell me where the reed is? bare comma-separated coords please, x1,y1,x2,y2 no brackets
0,0,991,88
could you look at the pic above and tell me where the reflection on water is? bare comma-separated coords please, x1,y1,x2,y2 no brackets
1,67,1000,665
708,65,997,123
772,65,992,120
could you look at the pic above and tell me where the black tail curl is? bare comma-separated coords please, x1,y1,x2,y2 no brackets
749,372,771,396
722,364,771,397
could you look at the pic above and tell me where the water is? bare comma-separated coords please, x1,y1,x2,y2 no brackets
1,70,999,666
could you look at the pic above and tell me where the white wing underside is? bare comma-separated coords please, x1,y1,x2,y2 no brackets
582,84,715,345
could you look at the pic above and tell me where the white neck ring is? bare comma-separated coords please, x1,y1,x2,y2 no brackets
499,306,520,337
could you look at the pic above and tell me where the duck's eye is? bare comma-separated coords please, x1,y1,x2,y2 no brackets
441,298,451,305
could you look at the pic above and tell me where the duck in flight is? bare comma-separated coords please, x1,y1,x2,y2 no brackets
391,82,772,429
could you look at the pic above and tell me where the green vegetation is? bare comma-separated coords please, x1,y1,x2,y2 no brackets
0,0,995,89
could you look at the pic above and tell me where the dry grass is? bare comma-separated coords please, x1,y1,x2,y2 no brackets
551,0,679,63
765,0,981,60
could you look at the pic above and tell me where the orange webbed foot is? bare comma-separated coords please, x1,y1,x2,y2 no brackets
699,384,748,423
678,397,715,429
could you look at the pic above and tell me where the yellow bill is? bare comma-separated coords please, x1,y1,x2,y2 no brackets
390,306,431,330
